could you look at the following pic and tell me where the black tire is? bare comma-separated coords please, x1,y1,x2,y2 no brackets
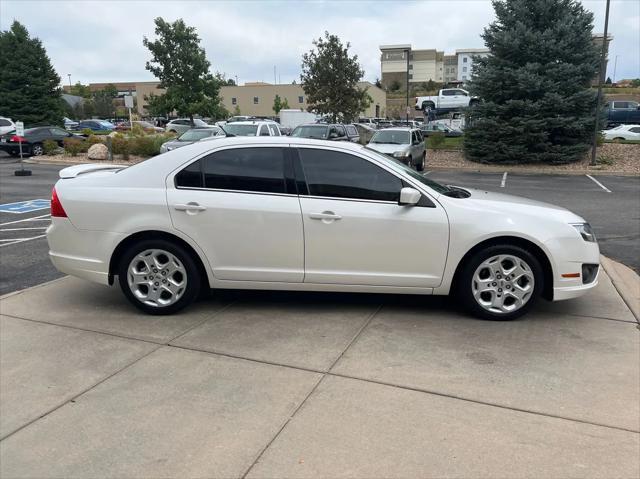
417,152,426,171
422,102,434,113
469,99,480,108
456,244,543,321
407,155,413,169
31,143,43,156
117,239,201,315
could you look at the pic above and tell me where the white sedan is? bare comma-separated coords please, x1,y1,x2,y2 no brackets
603,124,640,141
46,137,600,320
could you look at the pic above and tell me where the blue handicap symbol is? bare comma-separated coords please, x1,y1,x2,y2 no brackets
0,199,51,214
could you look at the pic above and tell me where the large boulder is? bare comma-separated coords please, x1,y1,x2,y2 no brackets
87,143,108,160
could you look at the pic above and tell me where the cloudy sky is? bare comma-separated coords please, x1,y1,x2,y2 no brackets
1,0,638,86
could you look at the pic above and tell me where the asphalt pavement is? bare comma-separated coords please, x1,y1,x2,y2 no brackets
0,158,639,295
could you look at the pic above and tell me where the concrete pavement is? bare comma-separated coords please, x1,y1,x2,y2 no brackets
0,271,638,478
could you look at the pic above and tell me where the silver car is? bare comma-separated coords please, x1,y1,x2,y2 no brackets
160,127,225,153
165,118,210,135
366,127,426,171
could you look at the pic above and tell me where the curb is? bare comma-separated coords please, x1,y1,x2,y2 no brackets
600,255,640,323
425,165,639,177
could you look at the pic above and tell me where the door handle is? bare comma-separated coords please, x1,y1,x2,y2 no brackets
309,211,342,221
174,202,207,212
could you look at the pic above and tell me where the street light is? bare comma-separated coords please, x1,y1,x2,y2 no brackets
67,73,72,89
405,49,410,123
590,0,611,166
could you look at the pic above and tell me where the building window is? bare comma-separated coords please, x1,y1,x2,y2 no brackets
408,64,413,70
298,96,304,103
408,73,413,79
231,97,237,105
463,57,468,63
462,75,467,80
463,67,467,72
253,97,259,104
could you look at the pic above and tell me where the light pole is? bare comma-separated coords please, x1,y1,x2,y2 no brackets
613,54,619,83
590,0,611,166
405,49,410,123
67,73,72,90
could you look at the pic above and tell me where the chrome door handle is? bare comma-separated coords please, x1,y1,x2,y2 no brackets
174,202,207,212
309,211,342,221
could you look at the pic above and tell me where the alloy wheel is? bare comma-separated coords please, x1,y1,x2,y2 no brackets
127,249,187,307
32,144,43,156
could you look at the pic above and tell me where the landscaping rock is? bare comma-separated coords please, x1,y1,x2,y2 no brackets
87,143,108,161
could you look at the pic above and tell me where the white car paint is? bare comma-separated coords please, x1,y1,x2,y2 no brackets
603,124,640,141
47,137,599,318
0,117,16,136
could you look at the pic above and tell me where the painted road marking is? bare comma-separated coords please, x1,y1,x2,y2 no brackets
0,199,50,214
501,172,508,188
0,214,51,226
586,175,612,193
0,234,47,248
0,227,48,232
423,171,431,176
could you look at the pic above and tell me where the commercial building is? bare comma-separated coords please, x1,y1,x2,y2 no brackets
443,55,458,83
379,45,445,89
455,48,490,82
64,81,386,119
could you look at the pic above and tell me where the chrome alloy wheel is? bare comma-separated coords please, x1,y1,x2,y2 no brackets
471,254,535,314
127,249,187,307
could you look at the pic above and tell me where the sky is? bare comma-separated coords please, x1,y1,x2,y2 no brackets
1,0,638,86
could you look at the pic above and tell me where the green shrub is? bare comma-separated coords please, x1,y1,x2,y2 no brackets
130,123,145,136
81,128,93,136
428,132,445,149
596,155,614,166
130,136,157,156
42,139,59,155
111,134,131,160
87,135,104,146
63,138,84,156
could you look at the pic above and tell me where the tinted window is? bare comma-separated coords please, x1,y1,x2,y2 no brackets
175,161,203,188
223,124,259,136
346,125,357,136
0,119,11,127
259,125,270,136
629,127,640,133
442,90,455,96
291,125,328,139
336,126,346,137
203,147,285,193
299,149,402,202
268,124,280,136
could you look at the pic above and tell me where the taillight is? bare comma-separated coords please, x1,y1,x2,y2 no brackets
10,135,24,143
50,187,67,218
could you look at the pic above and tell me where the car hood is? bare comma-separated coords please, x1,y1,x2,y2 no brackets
367,143,409,154
452,187,585,223
163,140,194,150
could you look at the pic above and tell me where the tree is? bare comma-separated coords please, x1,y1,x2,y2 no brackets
233,104,241,116
605,76,612,85
375,78,382,89
92,83,118,118
69,82,92,98
464,0,600,164
630,79,640,88
389,80,401,92
226,78,236,86
143,17,226,122
0,21,64,126
300,31,371,122
272,94,290,115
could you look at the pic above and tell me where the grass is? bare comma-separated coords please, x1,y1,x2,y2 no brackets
426,136,464,150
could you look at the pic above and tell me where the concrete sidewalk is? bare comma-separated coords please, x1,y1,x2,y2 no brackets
0,271,638,478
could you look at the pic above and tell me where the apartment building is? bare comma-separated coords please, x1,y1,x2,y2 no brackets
443,55,458,83
379,45,444,89
455,48,490,82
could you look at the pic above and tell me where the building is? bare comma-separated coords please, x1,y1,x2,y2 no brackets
443,55,458,83
64,81,386,119
455,48,490,82
379,45,444,89
592,33,613,85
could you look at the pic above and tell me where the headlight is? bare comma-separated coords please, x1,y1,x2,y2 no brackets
571,223,596,242
393,151,407,158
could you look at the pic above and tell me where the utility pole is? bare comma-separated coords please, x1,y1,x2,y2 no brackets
590,0,610,166
67,74,72,90
405,49,410,123
613,55,619,83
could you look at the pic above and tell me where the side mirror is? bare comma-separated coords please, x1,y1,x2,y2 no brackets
399,187,421,206
329,132,338,139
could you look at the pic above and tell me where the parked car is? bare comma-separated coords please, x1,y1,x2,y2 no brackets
77,120,115,133
290,123,359,143
0,126,84,156
165,118,209,135
367,127,426,171
392,120,422,129
605,101,640,127
63,117,79,130
116,120,164,134
46,137,600,320
0,117,16,136
279,110,318,131
160,127,225,153
415,88,479,113
602,124,640,142
420,123,464,137
222,120,281,137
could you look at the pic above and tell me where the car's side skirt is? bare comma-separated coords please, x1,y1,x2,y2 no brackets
211,279,434,295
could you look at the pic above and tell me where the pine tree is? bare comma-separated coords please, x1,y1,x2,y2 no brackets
0,21,64,126
464,0,600,164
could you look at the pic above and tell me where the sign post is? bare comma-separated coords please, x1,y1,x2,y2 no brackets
124,95,134,130
14,121,32,177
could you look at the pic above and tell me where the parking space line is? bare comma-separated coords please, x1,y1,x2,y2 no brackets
0,214,51,226
0,227,48,232
0,234,47,247
423,171,431,175
501,172,508,188
586,175,612,193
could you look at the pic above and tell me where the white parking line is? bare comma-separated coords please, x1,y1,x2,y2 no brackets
501,172,508,188
0,234,47,248
586,175,612,193
0,214,51,226
0,227,48,232
423,171,432,176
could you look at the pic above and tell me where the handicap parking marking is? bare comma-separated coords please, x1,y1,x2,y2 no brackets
0,199,51,214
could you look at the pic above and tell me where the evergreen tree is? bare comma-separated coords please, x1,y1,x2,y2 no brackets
464,0,600,164
0,21,64,126
300,32,371,122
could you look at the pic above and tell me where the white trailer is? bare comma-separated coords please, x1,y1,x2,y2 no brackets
279,109,317,130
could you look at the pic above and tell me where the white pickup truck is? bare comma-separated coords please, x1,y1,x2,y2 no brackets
414,88,479,113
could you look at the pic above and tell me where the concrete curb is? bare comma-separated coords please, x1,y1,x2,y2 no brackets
601,255,640,323
426,164,639,177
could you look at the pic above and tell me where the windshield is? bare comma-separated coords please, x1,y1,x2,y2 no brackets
363,146,451,194
223,124,258,136
291,125,328,139
178,129,217,141
370,130,410,145
98,121,114,127
192,119,208,127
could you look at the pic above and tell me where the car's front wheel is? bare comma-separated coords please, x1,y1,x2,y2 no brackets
117,239,201,315
31,143,44,156
457,245,543,320
417,152,426,171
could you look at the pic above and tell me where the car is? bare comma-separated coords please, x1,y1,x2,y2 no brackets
63,117,79,130
420,123,464,137
367,127,426,171
116,120,164,134
222,120,281,137
46,136,600,321
165,118,210,135
415,88,480,113
77,120,115,133
392,120,421,129
290,123,359,143
0,117,16,136
605,101,640,127
602,124,640,142
160,127,225,153
0,126,84,156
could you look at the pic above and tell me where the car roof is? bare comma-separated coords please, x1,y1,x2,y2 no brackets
227,120,277,125
374,127,413,132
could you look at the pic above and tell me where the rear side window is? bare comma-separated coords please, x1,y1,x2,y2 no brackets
0,119,11,126
346,125,357,136
204,147,285,193
299,149,402,202
175,161,203,188
336,126,346,137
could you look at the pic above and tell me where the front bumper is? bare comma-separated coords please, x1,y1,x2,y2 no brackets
545,236,600,301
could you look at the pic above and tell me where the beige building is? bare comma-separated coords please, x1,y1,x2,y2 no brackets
380,44,445,89
65,81,386,119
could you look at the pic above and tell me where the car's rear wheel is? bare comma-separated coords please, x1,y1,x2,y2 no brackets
457,245,543,321
417,152,426,171
117,239,201,315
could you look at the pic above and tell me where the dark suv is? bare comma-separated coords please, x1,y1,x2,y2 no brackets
290,123,360,143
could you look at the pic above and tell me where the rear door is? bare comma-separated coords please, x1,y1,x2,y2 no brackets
167,146,304,282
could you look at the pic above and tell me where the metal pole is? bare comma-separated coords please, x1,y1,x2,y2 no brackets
613,55,618,83
590,0,610,166
406,49,409,123
67,74,72,89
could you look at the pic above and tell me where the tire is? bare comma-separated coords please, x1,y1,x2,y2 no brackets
422,102,434,113
117,239,201,315
31,143,43,156
406,155,413,169
469,100,480,108
456,245,543,321
417,152,426,172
